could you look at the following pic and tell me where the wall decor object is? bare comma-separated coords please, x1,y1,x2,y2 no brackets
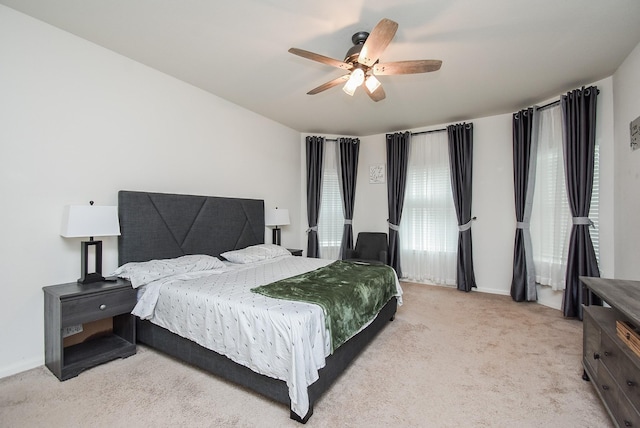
631,115,640,151
369,164,386,184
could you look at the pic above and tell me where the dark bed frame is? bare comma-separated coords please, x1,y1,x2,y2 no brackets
118,190,397,423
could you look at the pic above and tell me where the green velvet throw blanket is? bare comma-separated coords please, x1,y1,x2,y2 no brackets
251,261,397,353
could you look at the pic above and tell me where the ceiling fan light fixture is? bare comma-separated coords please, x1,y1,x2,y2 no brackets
350,68,365,86
342,82,356,96
342,68,365,96
365,75,381,93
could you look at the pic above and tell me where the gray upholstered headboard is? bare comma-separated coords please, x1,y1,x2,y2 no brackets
118,190,264,265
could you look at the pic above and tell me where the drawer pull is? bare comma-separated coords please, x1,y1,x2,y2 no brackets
603,351,611,357
601,384,610,391
99,304,107,310
624,421,632,427
627,380,636,387
593,352,600,360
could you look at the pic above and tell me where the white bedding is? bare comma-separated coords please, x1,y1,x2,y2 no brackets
129,255,402,418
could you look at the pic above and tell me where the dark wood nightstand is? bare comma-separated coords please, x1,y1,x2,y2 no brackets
43,279,136,381
288,248,303,256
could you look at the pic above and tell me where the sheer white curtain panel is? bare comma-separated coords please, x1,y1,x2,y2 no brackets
531,105,571,290
400,131,458,285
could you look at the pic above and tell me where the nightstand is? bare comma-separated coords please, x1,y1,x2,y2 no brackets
288,248,303,256
43,279,136,381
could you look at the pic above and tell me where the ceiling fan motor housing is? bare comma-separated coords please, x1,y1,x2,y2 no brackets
344,31,369,64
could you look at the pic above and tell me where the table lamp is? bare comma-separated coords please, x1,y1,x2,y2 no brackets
60,201,121,284
265,208,290,246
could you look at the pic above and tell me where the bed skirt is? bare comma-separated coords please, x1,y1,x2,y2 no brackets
136,296,397,423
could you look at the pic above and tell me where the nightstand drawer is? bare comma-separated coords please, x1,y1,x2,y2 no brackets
61,288,136,326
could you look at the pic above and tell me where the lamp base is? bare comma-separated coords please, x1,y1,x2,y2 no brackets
78,273,106,284
78,240,105,285
272,227,282,246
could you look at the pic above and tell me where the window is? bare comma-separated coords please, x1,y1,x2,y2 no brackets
400,131,458,284
318,140,343,259
530,105,599,290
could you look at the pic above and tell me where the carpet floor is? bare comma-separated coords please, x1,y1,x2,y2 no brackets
0,282,612,427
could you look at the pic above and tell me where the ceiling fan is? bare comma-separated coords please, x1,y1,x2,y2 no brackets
288,18,442,102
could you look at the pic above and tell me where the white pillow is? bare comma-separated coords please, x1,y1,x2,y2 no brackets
113,254,225,288
220,244,291,264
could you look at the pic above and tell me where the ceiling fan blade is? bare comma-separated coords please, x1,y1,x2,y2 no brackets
358,18,398,67
373,60,442,75
288,48,353,71
307,75,350,95
365,83,386,102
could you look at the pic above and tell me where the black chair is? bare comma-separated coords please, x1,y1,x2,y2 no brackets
345,232,388,265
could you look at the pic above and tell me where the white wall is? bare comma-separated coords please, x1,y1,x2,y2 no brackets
0,6,302,377
347,78,615,310
613,41,640,280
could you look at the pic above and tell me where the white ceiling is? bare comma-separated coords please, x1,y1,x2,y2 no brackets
3,0,640,136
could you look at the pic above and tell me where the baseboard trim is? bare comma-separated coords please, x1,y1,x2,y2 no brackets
0,357,43,380
401,280,563,311
474,286,510,296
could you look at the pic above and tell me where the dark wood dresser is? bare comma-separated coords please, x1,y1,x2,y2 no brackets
581,277,640,427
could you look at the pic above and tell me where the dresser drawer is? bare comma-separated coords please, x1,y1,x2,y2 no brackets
61,288,137,326
599,365,640,428
583,308,601,378
601,331,640,408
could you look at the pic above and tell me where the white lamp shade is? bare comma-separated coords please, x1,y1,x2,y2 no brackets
265,208,290,227
60,205,121,238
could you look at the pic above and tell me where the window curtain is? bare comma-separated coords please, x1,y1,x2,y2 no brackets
447,123,477,292
338,138,360,259
318,139,343,259
400,130,458,285
306,136,324,258
386,132,411,277
511,107,539,302
531,105,572,290
561,86,601,319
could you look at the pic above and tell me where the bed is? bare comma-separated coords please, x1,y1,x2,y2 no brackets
117,190,400,423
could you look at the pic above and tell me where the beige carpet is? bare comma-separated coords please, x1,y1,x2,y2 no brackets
0,282,612,427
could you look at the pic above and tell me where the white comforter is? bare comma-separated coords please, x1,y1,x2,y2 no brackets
131,255,402,418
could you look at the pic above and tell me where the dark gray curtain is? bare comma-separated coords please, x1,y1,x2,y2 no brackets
447,123,477,292
511,107,539,302
306,136,324,258
561,86,601,319
386,132,410,277
338,138,360,259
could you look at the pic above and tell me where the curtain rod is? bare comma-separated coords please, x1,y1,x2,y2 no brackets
325,138,338,142
537,99,560,111
411,128,446,136
530,87,600,113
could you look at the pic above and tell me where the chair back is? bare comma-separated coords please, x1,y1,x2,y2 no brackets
354,232,388,263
